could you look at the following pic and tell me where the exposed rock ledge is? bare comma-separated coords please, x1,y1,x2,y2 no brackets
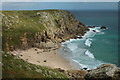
84,64,120,80
55,64,120,80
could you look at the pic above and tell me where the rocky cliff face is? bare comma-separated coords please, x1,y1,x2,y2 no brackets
85,64,120,80
2,10,88,51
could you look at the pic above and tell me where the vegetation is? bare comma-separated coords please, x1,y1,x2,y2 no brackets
2,10,77,79
2,10,74,51
2,52,68,79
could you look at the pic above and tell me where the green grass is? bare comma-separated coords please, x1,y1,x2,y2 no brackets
2,10,75,79
2,10,46,51
2,52,68,79
2,10,75,51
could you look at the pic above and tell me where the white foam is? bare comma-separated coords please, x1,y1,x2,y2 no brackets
85,50,95,59
60,27,106,69
85,38,92,47
96,29,101,32
72,59,88,68
62,27,102,45
67,43,78,51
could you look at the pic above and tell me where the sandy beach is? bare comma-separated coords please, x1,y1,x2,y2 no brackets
12,48,74,70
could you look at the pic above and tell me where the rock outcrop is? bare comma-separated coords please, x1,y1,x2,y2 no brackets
55,68,88,79
2,10,89,51
100,26,107,29
85,64,120,80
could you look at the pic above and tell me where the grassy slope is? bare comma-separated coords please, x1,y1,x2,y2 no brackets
2,10,72,51
2,10,71,79
2,10,45,51
2,52,68,79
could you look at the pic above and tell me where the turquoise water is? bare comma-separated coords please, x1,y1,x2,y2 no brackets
57,10,119,69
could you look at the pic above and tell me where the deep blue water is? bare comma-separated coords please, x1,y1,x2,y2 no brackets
57,10,119,69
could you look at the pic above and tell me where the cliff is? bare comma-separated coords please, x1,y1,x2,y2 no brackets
2,10,88,51
1,9,89,78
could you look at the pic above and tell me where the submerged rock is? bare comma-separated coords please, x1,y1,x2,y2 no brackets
100,26,107,29
85,64,120,80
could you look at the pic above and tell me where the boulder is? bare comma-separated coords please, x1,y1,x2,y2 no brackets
85,64,120,80
101,26,106,29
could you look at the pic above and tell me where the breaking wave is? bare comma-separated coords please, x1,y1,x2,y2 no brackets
57,27,105,69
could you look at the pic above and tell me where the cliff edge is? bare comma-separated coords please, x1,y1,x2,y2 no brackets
2,10,88,51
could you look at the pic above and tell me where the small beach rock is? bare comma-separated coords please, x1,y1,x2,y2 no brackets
43,60,47,62
37,52,40,54
100,26,106,29
84,64,120,80
35,48,37,51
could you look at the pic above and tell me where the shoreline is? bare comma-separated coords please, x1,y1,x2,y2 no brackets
11,26,105,71
56,26,106,70
12,47,79,70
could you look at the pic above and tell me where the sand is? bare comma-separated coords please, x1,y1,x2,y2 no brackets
13,48,74,70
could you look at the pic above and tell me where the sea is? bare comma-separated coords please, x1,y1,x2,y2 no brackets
57,10,119,70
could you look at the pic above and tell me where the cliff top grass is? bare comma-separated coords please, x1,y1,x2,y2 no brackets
2,10,74,78
2,9,74,51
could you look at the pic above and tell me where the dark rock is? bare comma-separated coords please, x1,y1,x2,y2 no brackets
65,27,69,31
41,35,46,42
79,22,85,26
86,28,90,31
73,36,82,39
45,31,48,37
85,64,120,80
55,68,65,73
35,48,37,51
100,26,106,29
43,60,47,62
9,46,14,51
83,68,88,70
77,36,83,39
88,26,95,28
78,25,81,28
37,52,40,54
93,30,96,32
